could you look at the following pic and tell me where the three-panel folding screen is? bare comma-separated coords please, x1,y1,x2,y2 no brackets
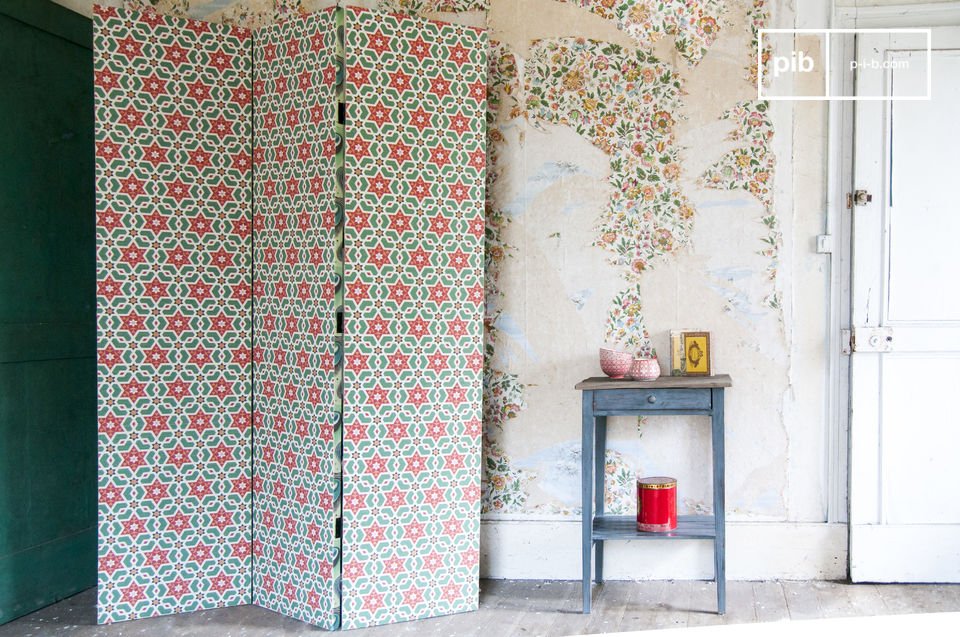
94,3,485,629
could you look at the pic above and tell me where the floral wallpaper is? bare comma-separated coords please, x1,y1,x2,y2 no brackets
524,38,689,350
480,40,529,514
602,449,637,514
379,0,489,13
113,0,790,522
554,0,728,66
746,0,770,85
482,437,528,512
699,99,779,309
125,0,309,28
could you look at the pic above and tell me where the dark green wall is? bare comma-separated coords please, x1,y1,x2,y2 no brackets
0,0,96,624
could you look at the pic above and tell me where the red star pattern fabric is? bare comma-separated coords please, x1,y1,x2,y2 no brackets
97,3,484,631
95,5,252,625
251,9,339,629
340,6,485,630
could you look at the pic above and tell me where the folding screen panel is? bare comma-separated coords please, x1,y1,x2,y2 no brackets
94,7,253,623
340,6,487,629
96,4,485,629
251,8,341,628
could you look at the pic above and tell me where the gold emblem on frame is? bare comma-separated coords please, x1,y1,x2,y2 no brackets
682,331,711,376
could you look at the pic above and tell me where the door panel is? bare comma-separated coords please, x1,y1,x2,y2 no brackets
854,524,960,582
887,52,960,322
0,1,96,624
880,355,960,524
850,28,960,583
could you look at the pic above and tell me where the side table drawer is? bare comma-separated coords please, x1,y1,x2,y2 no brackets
593,388,711,411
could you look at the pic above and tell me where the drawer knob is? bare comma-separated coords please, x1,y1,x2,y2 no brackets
647,395,657,404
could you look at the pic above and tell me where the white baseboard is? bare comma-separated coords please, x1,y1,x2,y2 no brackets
479,520,847,580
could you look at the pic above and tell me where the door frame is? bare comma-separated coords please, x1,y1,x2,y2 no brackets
827,0,960,569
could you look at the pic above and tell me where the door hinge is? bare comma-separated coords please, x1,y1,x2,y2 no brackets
841,329,852,355
850,326,894,352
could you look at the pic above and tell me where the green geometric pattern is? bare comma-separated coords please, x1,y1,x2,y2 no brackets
94,5,253,624
251,8,340,628
96,4,484,629
340,6,486,629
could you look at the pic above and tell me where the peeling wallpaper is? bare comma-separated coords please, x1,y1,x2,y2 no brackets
91,0,829,525
524,37,692,349
552,0,727,65
700,99,780,310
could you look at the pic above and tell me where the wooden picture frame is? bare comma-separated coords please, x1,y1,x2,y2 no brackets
682,331,711,376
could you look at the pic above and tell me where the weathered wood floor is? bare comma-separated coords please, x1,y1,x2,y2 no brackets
3,580,960,636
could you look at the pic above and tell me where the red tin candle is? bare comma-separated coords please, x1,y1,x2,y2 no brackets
636,476,677,532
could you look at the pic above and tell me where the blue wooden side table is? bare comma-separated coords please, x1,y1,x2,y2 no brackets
575,374,732,615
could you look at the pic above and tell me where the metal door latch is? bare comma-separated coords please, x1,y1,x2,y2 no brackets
850,326,893,352
848,190,873,207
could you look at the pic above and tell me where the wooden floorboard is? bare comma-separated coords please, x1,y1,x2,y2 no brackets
537,579,589,636
812,581,858,618
903,584,960,614
751,580,789,622
584,581,631,634
685,581,726,628
782,580,824,620
2,580,960,637
846,582,889,617
656,580,693,631
618,580,665,632
725,580,762,625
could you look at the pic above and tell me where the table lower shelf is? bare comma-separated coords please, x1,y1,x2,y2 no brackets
592,515,717,541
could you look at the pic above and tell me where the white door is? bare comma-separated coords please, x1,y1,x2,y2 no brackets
850,28,960,582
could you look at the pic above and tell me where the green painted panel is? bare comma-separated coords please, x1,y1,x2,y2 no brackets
0,0,96,625
0,0,90,48
0,323,91,364
0,15,94,329
0,358,96,553
0,530,96,625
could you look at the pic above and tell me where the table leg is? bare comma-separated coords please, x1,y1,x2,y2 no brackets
712,388,726,615
581,391,594,614
594,415,606,584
